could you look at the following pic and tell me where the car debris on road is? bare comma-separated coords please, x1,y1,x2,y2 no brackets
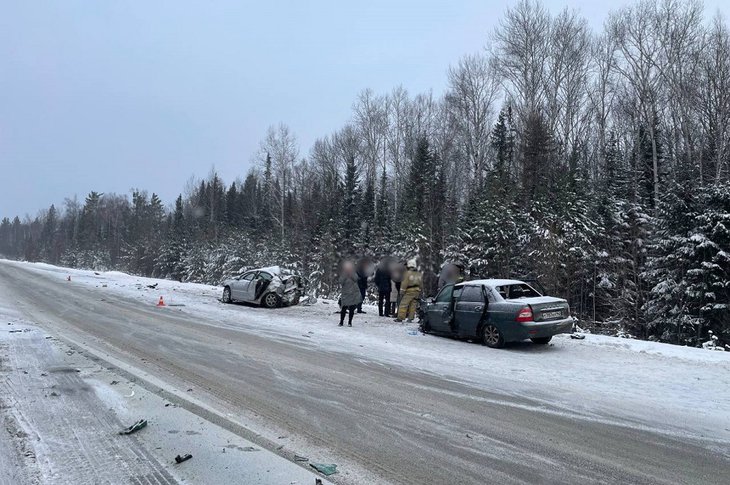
119,419,148,435
174,453,192,464
309,463,338,476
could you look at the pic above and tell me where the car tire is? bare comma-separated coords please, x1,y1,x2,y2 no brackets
262,292,280,309
222,286,232,304
531,336,552,345
482,324,504,348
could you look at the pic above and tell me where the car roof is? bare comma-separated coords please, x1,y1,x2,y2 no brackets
455,279,525,288
245,266,281,275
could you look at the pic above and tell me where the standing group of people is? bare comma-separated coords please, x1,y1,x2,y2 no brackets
338,257,424,327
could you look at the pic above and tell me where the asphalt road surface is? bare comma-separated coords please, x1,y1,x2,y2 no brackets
1,261,727,485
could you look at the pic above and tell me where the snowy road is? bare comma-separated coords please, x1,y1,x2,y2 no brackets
1,260,729,484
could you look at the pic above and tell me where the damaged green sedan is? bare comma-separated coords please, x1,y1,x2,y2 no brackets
421,279,573,348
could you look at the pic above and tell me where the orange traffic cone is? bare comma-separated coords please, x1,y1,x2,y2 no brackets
157,296,166,307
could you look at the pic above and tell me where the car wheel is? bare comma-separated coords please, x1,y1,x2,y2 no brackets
482,324,504,348
531,336,552,345
222,286,232,303
262,292,280,309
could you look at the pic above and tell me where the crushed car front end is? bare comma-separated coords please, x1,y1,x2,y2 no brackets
260,271,304,307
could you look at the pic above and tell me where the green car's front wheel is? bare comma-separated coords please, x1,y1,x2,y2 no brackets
482,324,504,348
222,286,232,303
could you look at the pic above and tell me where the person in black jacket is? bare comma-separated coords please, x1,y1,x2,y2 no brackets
356,258,371,314
373,259,392,317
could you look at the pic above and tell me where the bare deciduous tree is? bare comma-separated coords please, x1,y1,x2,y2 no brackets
446,53,501,184
587,33,618,179
353,89,388,183
608,0,665,207
259,123,299,239
699,12,730,183
493,0,551,121
545,7,591,162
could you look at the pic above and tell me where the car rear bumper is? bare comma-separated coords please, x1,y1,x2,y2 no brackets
513,318,573,341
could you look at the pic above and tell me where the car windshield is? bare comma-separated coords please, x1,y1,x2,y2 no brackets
495,283,542,299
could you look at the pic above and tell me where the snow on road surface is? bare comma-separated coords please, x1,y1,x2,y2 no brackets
0,286,329,484
1,259,729,484
16,260,730,444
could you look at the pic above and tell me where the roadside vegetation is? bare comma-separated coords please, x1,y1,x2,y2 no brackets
2,0,729,347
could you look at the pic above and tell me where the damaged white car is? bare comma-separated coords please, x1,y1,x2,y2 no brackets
221,266,304,308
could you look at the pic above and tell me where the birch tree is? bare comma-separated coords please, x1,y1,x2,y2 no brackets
446,53,501,185
259,123,299,240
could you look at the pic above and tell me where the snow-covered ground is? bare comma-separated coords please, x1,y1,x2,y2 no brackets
0,278,330,484
10,260,730,447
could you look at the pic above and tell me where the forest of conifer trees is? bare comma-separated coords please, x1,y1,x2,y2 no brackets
2,0,729,347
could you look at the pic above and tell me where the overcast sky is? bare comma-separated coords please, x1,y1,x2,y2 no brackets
1,0,728,219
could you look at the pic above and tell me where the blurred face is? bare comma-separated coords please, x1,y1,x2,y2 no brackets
342,261,355,275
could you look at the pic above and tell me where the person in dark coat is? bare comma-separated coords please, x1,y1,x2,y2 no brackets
356,258,371,314
373,259,392,317
339,261,362,327
438,262,465,291
389,260,406,315
389,280,399,316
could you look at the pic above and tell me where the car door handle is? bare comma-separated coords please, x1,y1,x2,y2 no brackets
474,306,483,312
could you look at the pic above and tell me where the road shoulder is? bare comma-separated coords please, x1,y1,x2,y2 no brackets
0,315,326,485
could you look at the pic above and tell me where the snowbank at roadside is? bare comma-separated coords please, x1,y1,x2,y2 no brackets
574,332,729,363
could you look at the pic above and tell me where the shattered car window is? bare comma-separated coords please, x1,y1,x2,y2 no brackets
497,284,542,299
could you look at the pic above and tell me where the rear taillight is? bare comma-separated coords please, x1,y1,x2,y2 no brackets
516,306,533,322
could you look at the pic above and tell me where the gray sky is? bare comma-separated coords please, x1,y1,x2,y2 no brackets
1,0,727,218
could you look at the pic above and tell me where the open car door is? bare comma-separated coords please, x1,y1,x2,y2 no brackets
452,284,488,338
231,272,255,300
428,284,455,333
252,271,274,301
